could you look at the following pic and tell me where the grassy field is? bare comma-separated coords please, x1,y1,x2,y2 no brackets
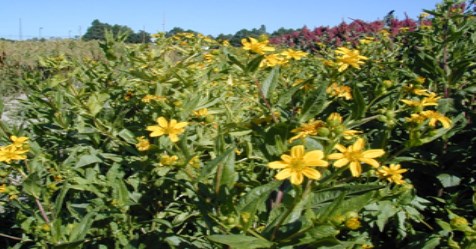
0,39,102,96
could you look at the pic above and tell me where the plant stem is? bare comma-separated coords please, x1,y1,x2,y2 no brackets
0,232,22,241
35,197,51,224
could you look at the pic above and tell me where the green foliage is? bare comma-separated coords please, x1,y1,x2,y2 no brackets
82,19,151,43
0,1,475,248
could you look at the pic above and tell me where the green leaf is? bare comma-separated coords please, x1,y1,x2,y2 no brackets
52,240,85,249
117,128,136,144
276,81,304,106
86,92,110,117
375,201,399,232
22,172,42,198
299,82,329,122
75,154,102,168
310,184,383,207
237,181,281,230
219,148,237,189
208,235,274,249
199,147,234,181
227,53,245,71
261,67,279,99
436,173,461,188
297,225,340,246
68,212,95,242
179,94,202,120
246,55,264,74
350,82,366,119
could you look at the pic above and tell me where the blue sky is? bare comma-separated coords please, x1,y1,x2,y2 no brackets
0,0,443,40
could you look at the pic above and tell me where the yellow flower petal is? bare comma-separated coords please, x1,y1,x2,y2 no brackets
359,158,381,168
303,151,328,167
290,145,305,158
157,117,168,127
169,134,179,142
268,161,289,169
333,158,350,167
301,168,322,180
352,138,365,151
334,144,347,153
327,153,344,160
146,126,165,137
275,168,292,180
290,172,304,185
361,149,385,159
349,161,362,177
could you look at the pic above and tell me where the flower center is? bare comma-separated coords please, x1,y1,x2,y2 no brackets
344,150,361,161
289,158,305,171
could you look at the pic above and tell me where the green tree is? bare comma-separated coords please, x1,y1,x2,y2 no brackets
82,19,151,43
165,27,198,37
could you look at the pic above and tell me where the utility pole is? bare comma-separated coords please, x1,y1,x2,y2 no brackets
39,27,43,40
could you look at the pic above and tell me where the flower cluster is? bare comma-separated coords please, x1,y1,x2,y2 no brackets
268,137,387,184
403,89,452,129
0,136,29,164
334,47,368,72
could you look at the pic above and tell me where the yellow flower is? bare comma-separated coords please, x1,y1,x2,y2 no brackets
334,47,368,72
188,155,201,168
241,37,275,55
325,113,361,139
268,145,329,185
406,113,427,124
142,95,166,103
377,164,407,185
415,76,426,84
345,217,361,230
0,145,28,163
10,136,28,148
135,136,151,151
203,54,214,63
0,184,7,193
421,110,452,129
401,93,440,110
260,53,288,68
289,120,325,142
327,82,353,100
359,37,375,45
292,79,314,91
146,117,188,142
327,138,385,177
413,89,431,96
280,49,308,60
160,155,179,166
379,29,390,37
193,108,209,117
